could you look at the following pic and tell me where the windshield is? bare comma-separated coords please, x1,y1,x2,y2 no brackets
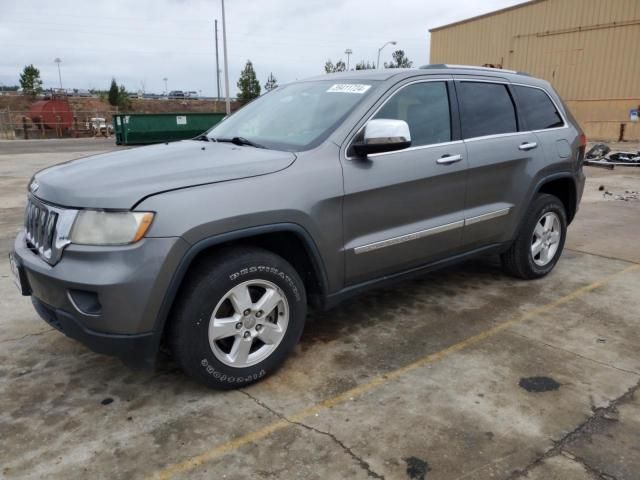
207,80,379,151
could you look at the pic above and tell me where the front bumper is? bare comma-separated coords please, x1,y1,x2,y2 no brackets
31,297,157,368
13,231,189,368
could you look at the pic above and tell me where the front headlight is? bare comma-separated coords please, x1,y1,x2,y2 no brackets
70,211,154,245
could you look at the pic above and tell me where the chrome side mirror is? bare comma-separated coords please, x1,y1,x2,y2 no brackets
352,119,411,156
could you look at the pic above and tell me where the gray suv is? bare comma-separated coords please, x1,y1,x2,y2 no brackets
11,65,586,389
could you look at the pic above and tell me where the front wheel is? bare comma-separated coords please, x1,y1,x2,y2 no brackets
169,247,307,389
501,193,567,279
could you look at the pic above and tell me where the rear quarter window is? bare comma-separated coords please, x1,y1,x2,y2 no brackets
457,82,517,138
513,85,564,130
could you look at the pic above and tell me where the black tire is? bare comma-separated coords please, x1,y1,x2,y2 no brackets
169,247,306,389
501,193,567,279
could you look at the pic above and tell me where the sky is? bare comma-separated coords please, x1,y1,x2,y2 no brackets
0,0,525,96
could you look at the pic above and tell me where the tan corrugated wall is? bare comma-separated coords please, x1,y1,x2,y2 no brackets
430,0,640,140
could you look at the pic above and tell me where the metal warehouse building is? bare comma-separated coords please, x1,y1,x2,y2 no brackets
429,0,640,141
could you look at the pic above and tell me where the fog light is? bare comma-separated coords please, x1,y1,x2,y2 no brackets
67,289,102,316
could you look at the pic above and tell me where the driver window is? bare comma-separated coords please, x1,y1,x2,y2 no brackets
374,82,451,147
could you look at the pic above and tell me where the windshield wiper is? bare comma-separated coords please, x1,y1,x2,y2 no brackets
194,134,211,141
214,136,266,149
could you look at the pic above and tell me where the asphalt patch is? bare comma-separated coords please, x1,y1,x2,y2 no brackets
404,456,430,480
519,376,560,393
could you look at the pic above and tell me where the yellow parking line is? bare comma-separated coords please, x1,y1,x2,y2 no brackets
152,263,639,480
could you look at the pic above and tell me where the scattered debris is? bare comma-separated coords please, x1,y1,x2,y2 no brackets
585,143,611,159
614,190,639,201
602,408,619,422
101,397,114,405
609,152,640,164
519,376,561,393
584,143,640,169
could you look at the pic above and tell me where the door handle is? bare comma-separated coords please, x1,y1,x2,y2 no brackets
436,154,463,165
519,142,538,151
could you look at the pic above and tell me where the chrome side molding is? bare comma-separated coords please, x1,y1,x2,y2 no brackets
353,207,511,254
354,220,464,255
464,207,511,226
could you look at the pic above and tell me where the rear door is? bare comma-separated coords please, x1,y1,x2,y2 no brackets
511,83,572,163
455,78,545,249
341,78,468,285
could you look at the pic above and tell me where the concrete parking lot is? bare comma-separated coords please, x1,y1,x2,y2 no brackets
1,138,639,480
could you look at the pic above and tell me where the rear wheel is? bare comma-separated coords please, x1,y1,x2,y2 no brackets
169,247,306,389
501,193,567,279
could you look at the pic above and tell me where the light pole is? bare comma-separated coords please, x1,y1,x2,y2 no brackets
163,77,168,94
221,0,231,115
54,58,62,90
221,0,231,114
345,49,353,70
376,41,396,69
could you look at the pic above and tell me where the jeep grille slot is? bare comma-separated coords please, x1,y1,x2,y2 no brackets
24,197,74,265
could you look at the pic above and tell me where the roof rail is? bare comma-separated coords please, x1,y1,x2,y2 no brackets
419,64,528,75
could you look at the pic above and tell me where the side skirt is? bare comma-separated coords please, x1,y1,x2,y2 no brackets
320,242,509,310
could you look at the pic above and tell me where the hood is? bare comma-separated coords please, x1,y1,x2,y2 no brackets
32,140,296,209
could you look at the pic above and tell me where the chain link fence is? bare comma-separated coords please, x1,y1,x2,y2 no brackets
0,109,118,139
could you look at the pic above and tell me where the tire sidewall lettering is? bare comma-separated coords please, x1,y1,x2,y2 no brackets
200,358,266,384
229,265,301,302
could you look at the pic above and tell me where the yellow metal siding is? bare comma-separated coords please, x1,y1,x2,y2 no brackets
430,0,640,140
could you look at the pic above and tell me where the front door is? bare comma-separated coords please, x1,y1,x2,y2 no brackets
341,80,468,285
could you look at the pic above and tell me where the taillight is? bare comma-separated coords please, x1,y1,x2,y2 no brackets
577,133,587,167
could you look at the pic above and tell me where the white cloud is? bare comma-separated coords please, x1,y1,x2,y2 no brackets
0,0,523,95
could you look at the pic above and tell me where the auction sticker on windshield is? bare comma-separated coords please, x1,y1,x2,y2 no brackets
327,84,371,94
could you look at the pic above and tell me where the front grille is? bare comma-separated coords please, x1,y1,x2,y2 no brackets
24,196,76,265
25,199,59,257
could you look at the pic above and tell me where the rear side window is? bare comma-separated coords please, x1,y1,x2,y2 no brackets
513,85,564,130
457,82,517,138
374,81,451,147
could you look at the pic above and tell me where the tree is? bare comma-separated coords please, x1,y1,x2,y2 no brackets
237,60,261,102
264,72,278,92
117,85,131,110
355,60,376,70
384,50,413,69
19,64,43,95
108,78,119,106
324,59,346,74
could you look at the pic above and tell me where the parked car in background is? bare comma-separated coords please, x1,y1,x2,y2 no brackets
168,90,185,99
72,89,93,97
11,66,585,389
86,117,113,137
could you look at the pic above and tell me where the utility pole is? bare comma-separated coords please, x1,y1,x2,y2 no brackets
163,77,168,94
345,49,352,71
214,19,221,100
221,0,231,114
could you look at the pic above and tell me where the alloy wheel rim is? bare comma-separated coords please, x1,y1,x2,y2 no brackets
208,279,289,368
531,212,561,266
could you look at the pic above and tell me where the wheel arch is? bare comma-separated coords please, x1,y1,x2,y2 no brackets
150,223,329,355
536,174,578,224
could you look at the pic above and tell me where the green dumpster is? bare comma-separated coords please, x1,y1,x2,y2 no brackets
113,112,225,145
